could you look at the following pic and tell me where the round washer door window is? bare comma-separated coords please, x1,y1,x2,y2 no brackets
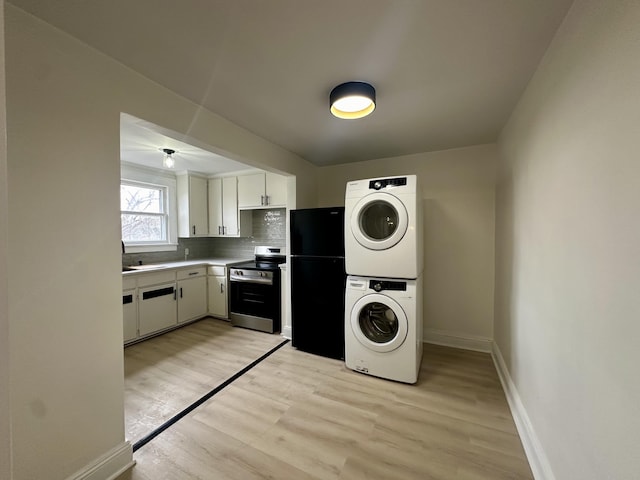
350,294,408,353
350,192,408,250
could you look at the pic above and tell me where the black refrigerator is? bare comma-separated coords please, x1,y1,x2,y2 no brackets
290,207,346,360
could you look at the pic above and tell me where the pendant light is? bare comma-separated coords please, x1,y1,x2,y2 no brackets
330,81,376,119
161,148,175,169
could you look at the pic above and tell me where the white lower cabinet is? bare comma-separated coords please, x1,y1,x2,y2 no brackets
123,264,228,345
207,266,228,319
138,282,177,336
177,267,208,323
122,289,137,342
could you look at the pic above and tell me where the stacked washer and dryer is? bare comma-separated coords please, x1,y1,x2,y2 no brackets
344,175,424,384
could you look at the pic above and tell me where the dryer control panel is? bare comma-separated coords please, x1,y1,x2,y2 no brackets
369,280,407,292
369,177,407,190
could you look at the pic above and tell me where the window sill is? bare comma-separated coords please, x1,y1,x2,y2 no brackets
123,244,178,254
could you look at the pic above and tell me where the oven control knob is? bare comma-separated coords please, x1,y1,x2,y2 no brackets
373,282,383,292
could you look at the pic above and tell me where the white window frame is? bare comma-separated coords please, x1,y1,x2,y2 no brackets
121,163,178,253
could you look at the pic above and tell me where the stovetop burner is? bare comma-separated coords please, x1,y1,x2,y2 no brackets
233,246,286,272
232,259,285,271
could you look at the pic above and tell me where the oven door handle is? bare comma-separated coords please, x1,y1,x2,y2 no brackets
230,276,274,285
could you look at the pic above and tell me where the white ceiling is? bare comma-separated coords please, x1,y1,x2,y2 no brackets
10,0,574,167
120,114,254,176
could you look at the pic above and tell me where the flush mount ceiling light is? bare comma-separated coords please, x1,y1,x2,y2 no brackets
330,81,376,119
161,148,176,169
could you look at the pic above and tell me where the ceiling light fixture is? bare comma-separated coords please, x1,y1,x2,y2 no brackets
330,81,376,119
161,148,176,169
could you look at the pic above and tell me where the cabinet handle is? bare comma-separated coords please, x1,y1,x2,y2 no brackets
188,272,198,276
265,195,270,205
192,225,196,235
180,287,183,298
218,225,221,235
220,283,224,293
223,226,226,235
260,195,264,206
174,290,177,300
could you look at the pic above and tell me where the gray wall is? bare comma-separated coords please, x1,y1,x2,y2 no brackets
318,145,497,351
4,5,314,479
495,0,640,478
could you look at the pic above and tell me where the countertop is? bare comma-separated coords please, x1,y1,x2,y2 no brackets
122,257,252,276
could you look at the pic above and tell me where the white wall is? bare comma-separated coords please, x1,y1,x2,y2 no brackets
495,1,640,478
0,1,11,478
318,145,497,351
4,5,317,479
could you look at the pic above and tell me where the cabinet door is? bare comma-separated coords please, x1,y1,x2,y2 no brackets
123,289,138,343
265,172,287,207
138,282,177,336
222,176,239,235
208,275,228,318
237,173,265,208
208,177,223,236
178,276,208,323
178,174,208,237
189,176,208,236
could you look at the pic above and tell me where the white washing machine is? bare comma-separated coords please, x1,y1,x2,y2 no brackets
344,175,423,279
345,275,423,384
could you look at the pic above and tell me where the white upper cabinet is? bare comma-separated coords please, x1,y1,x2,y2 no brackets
208,177,224,235
265,172,287,207
237,172,287,209
208,176,252,237
237,173,264,208
177,174,208,237
222,177,239,235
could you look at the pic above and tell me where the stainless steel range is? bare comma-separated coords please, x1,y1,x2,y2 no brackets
229,246,286,333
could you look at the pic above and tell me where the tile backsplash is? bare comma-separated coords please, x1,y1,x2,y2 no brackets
122,208,286,266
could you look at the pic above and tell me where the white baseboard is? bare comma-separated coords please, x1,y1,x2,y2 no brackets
423,329,492,352
491,343,554,480
65,441,134,480
281,325,292,340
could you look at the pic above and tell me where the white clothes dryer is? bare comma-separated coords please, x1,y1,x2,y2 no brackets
345,275,423,384
344,175,423,279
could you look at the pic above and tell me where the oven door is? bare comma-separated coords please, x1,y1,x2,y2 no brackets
229,277,280,333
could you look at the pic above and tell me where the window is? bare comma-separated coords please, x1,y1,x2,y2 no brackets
121,181,169,244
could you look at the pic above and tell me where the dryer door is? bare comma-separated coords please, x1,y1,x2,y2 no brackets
349,192,408,251
350,294,408,353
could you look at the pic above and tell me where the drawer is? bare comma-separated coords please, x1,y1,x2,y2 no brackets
177,266,206,280
137,270,177,287
208,266,227,276
122,276,136,290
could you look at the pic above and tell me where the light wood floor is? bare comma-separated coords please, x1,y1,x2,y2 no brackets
119,319,533,480
124,317,286,444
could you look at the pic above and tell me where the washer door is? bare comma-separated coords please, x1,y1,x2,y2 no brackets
350,294,408,353
350,192,408,251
